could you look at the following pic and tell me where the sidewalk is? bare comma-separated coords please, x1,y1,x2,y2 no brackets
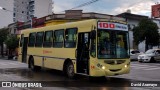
0,56,17,61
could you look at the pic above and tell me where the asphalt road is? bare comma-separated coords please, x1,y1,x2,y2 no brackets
0,59,159,90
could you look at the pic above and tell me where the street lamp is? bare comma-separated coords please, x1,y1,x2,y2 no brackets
0,6,32,28
0,6,5,10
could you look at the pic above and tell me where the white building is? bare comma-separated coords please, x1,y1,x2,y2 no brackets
13,0,53,22
31,0,53,19
0,0,53,28
0,0,14,28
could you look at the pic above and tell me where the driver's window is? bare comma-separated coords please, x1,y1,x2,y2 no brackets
98,31,111,55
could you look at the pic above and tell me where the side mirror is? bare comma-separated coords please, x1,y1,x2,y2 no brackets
90,30,96,39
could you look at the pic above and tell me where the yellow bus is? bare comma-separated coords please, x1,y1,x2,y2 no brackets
18,19,130,78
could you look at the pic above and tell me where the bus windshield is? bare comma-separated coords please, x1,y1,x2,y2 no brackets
98,29,129,59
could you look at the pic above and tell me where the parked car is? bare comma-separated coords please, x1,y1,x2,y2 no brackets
138,49,160,62
130,49,142,60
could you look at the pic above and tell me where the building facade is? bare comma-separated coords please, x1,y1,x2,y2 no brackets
152,4,160,18
16,10,118,31
13,0,53,22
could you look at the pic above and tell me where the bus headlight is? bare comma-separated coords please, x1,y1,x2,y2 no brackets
124,65,127,68
102,66,105,70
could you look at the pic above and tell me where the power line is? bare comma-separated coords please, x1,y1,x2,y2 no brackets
127,0,158,9
58,0,100,13
69,0,100,10
127,0,145,9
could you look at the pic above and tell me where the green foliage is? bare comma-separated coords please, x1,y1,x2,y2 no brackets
133,18,159,50
0,28,9,44
5,35,19,50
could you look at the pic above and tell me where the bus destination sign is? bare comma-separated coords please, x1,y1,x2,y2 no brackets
98,22,128,31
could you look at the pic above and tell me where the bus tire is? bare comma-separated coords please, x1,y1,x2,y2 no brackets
29,57,41,71
66,62,75,79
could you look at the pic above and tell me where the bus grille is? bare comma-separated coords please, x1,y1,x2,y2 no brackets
104,60,125,65
109,69,121,72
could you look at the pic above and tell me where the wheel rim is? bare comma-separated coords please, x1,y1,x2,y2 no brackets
67,64,74,77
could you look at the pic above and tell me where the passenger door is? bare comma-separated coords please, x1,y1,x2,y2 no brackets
22,37,28,63
76,32,90,74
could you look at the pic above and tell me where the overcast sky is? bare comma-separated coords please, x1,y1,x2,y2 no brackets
53,0,159,17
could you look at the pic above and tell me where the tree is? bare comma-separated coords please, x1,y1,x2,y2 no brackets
5,35,19,58
0,28,9,57
133,18,159,51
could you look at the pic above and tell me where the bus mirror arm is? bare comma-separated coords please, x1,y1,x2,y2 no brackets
75,49,77,58
90,30,96,39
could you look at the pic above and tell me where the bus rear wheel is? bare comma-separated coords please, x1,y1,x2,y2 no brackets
66,62,75,79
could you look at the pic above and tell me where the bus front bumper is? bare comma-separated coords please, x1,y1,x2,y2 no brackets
90,65,130,77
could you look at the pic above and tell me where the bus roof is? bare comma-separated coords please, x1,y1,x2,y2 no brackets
21,19,96,34
20,19,127,35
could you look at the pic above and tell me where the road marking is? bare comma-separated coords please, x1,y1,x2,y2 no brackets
131,63,160,70
143,68,160,70
8,63,19,65
131,66,157,69
131,65,158,68
0,62,26,66
0,63,8,65
131,64,154,67
132,62,160,66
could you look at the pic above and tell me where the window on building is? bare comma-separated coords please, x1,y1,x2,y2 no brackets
35,32,44,47
65,28,77,48
13,13,16,17
28,33,36,47
14,29,16,34
13,18,16,22
43,31,53,47
53,30,64,47
14,8,16,12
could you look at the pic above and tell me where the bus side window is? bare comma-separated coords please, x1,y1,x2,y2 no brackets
53,29,64,48
43,31,53,47
35,32,44,47
65,28,77,48
28,33,36,47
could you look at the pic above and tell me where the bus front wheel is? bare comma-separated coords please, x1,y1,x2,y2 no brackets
29,57,41,71
66,62,75,79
